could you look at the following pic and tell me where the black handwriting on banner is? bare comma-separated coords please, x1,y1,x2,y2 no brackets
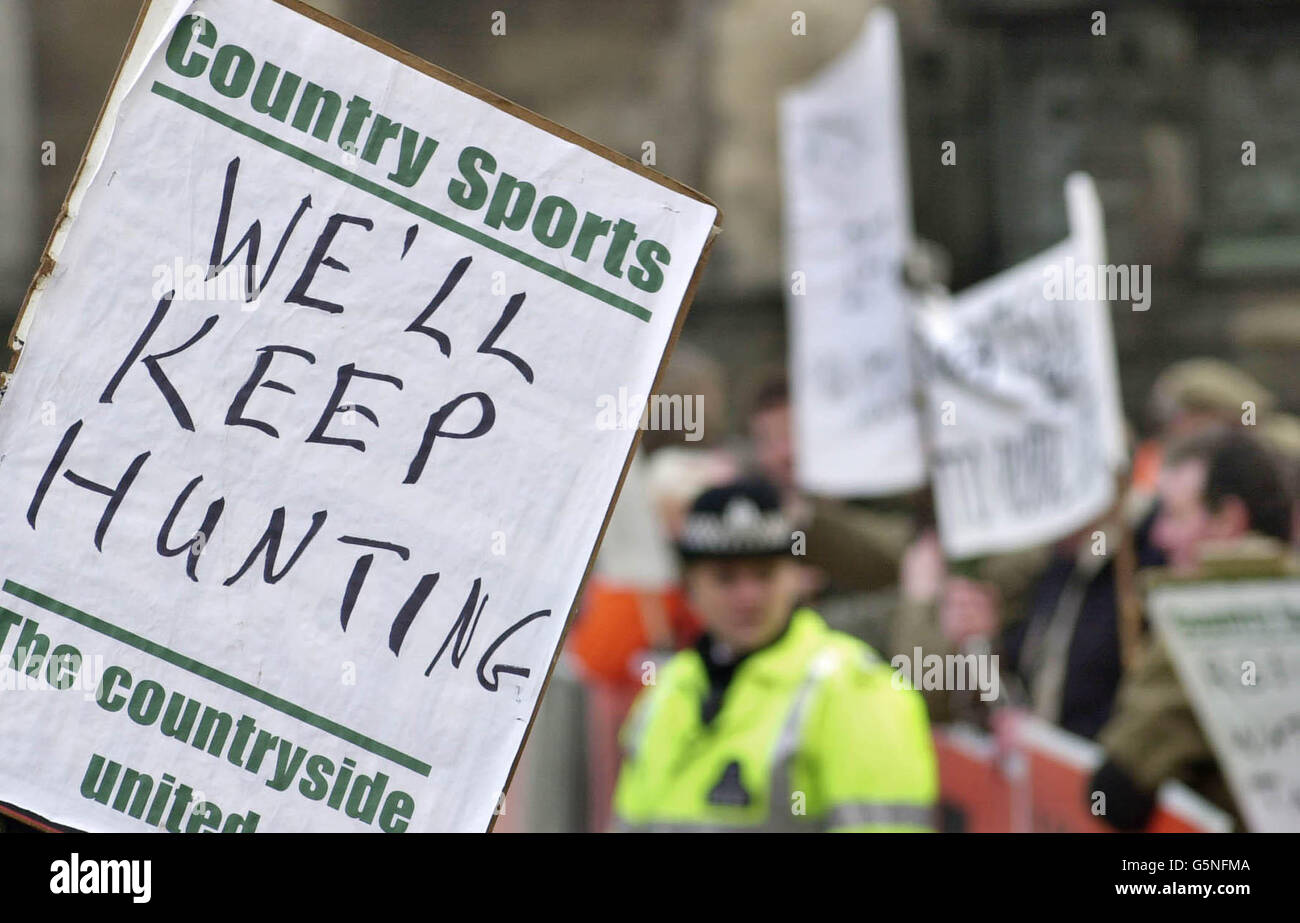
26,156,553,693
931,423,1070,526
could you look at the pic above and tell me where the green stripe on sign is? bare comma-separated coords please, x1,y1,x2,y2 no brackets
2,579,431,778
149,81,653,323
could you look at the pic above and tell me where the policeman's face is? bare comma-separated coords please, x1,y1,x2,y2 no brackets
685,556,798,653
1151,458,1244,573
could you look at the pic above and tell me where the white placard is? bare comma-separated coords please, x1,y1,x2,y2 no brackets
780,7,926,497
1149,580,1300,833
916,173,1125,557
0,0,716,832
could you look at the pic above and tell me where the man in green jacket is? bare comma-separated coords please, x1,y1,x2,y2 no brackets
612,480,937,832
1093,430,1295,829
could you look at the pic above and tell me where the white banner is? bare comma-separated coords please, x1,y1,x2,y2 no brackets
1149,579,1300,833
780,7,926,497
916,173,1125,558
0,0,716,832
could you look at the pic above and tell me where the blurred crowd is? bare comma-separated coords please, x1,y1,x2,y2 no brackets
511,347,1298,832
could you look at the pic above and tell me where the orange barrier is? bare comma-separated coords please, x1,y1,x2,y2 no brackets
936,712,1234,833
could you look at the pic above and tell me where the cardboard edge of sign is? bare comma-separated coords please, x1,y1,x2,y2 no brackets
1,0,723,834
0,800,77,834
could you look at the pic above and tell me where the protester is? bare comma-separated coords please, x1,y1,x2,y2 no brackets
747,373,914,649
996,512,1164,740
1259,412,1300,546
908,358,1274,738
612,480,937,832
890,526,1050,724
994,361,1278,739
1131,358,1276,496
1091,431,1295,829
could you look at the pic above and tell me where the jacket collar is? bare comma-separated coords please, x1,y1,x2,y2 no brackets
693,607,827,686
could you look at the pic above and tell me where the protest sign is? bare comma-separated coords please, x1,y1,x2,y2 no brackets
1149,579,1300,832
0,0,718,832
915,174,1126,558
779,7,926,497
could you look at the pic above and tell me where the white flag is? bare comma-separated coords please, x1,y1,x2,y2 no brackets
917,173,1125,557
780,7,926,497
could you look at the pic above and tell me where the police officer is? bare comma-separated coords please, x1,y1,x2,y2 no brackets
612,480,938,832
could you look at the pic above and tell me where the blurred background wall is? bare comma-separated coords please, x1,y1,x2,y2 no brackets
2,0,1297,429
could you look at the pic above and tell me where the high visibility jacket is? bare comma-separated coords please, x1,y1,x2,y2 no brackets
612,607,937,832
